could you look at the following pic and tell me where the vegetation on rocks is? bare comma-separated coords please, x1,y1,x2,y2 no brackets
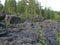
0,0,60,21
5,21,10,27
0,0,60,45
35,27,47,45
56,32,60,45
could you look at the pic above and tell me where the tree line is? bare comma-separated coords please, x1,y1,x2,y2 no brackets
0,0,60,21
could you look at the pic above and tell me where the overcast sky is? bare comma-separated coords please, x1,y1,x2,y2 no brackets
1,0,60,11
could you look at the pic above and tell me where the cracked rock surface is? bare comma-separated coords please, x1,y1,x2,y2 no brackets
0,20,60,45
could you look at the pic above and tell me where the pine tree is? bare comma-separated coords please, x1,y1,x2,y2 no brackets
5,0,16,14
17,0,27,14
17,1,22,13
17,0,29,19
29,0,36,17
44,7,48,19
0,0,3,13
47,8,52,19
39,3,42,17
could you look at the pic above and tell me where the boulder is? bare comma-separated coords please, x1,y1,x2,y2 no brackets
10,16,21,24
44,29,58,45
35,43,42,45
18,30,40,44
0,14,5,21
40,20,58,45
0,29,42,45
0,22,7,36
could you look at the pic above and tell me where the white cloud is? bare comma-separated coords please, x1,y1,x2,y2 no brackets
1,0,5,4
38,0,60,11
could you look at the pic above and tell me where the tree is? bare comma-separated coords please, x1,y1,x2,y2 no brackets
36,2,40,15
5,0,16,14
17,1,22,13
0,0,3,13
47,8,51,19
17,0,28,14
29,0,36,16
29,0,36,19
43,7,48,19
39,3,42,17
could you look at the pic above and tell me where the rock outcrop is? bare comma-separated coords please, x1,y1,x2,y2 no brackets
5,15,21,24
0,21,42,45
40,20,59,45
0,17,60,45
10,16,21,24
0,14,5,21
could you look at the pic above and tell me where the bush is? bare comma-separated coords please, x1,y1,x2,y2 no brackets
5,21,10,27
39,37,47,45
35,27,47,45
56,32,60,45
54,15,60,21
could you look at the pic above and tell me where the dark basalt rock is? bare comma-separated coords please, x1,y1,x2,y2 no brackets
19,30,40,43
0,20,59,45
0,27,42,45
40,20,58,45
44,30,58,45
0,22,7,36
10,16,21,24
0,14,5,21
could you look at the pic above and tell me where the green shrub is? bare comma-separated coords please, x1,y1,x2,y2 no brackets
35,22,40,24
5,21,10,27
0,29,3,32
39,37,47,45
56,32,60,45
35,27,47,45
54,15,60,21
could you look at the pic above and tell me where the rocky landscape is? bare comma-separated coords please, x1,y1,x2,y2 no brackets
0,19,60,45
0,14,58,45
0,0,60,45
